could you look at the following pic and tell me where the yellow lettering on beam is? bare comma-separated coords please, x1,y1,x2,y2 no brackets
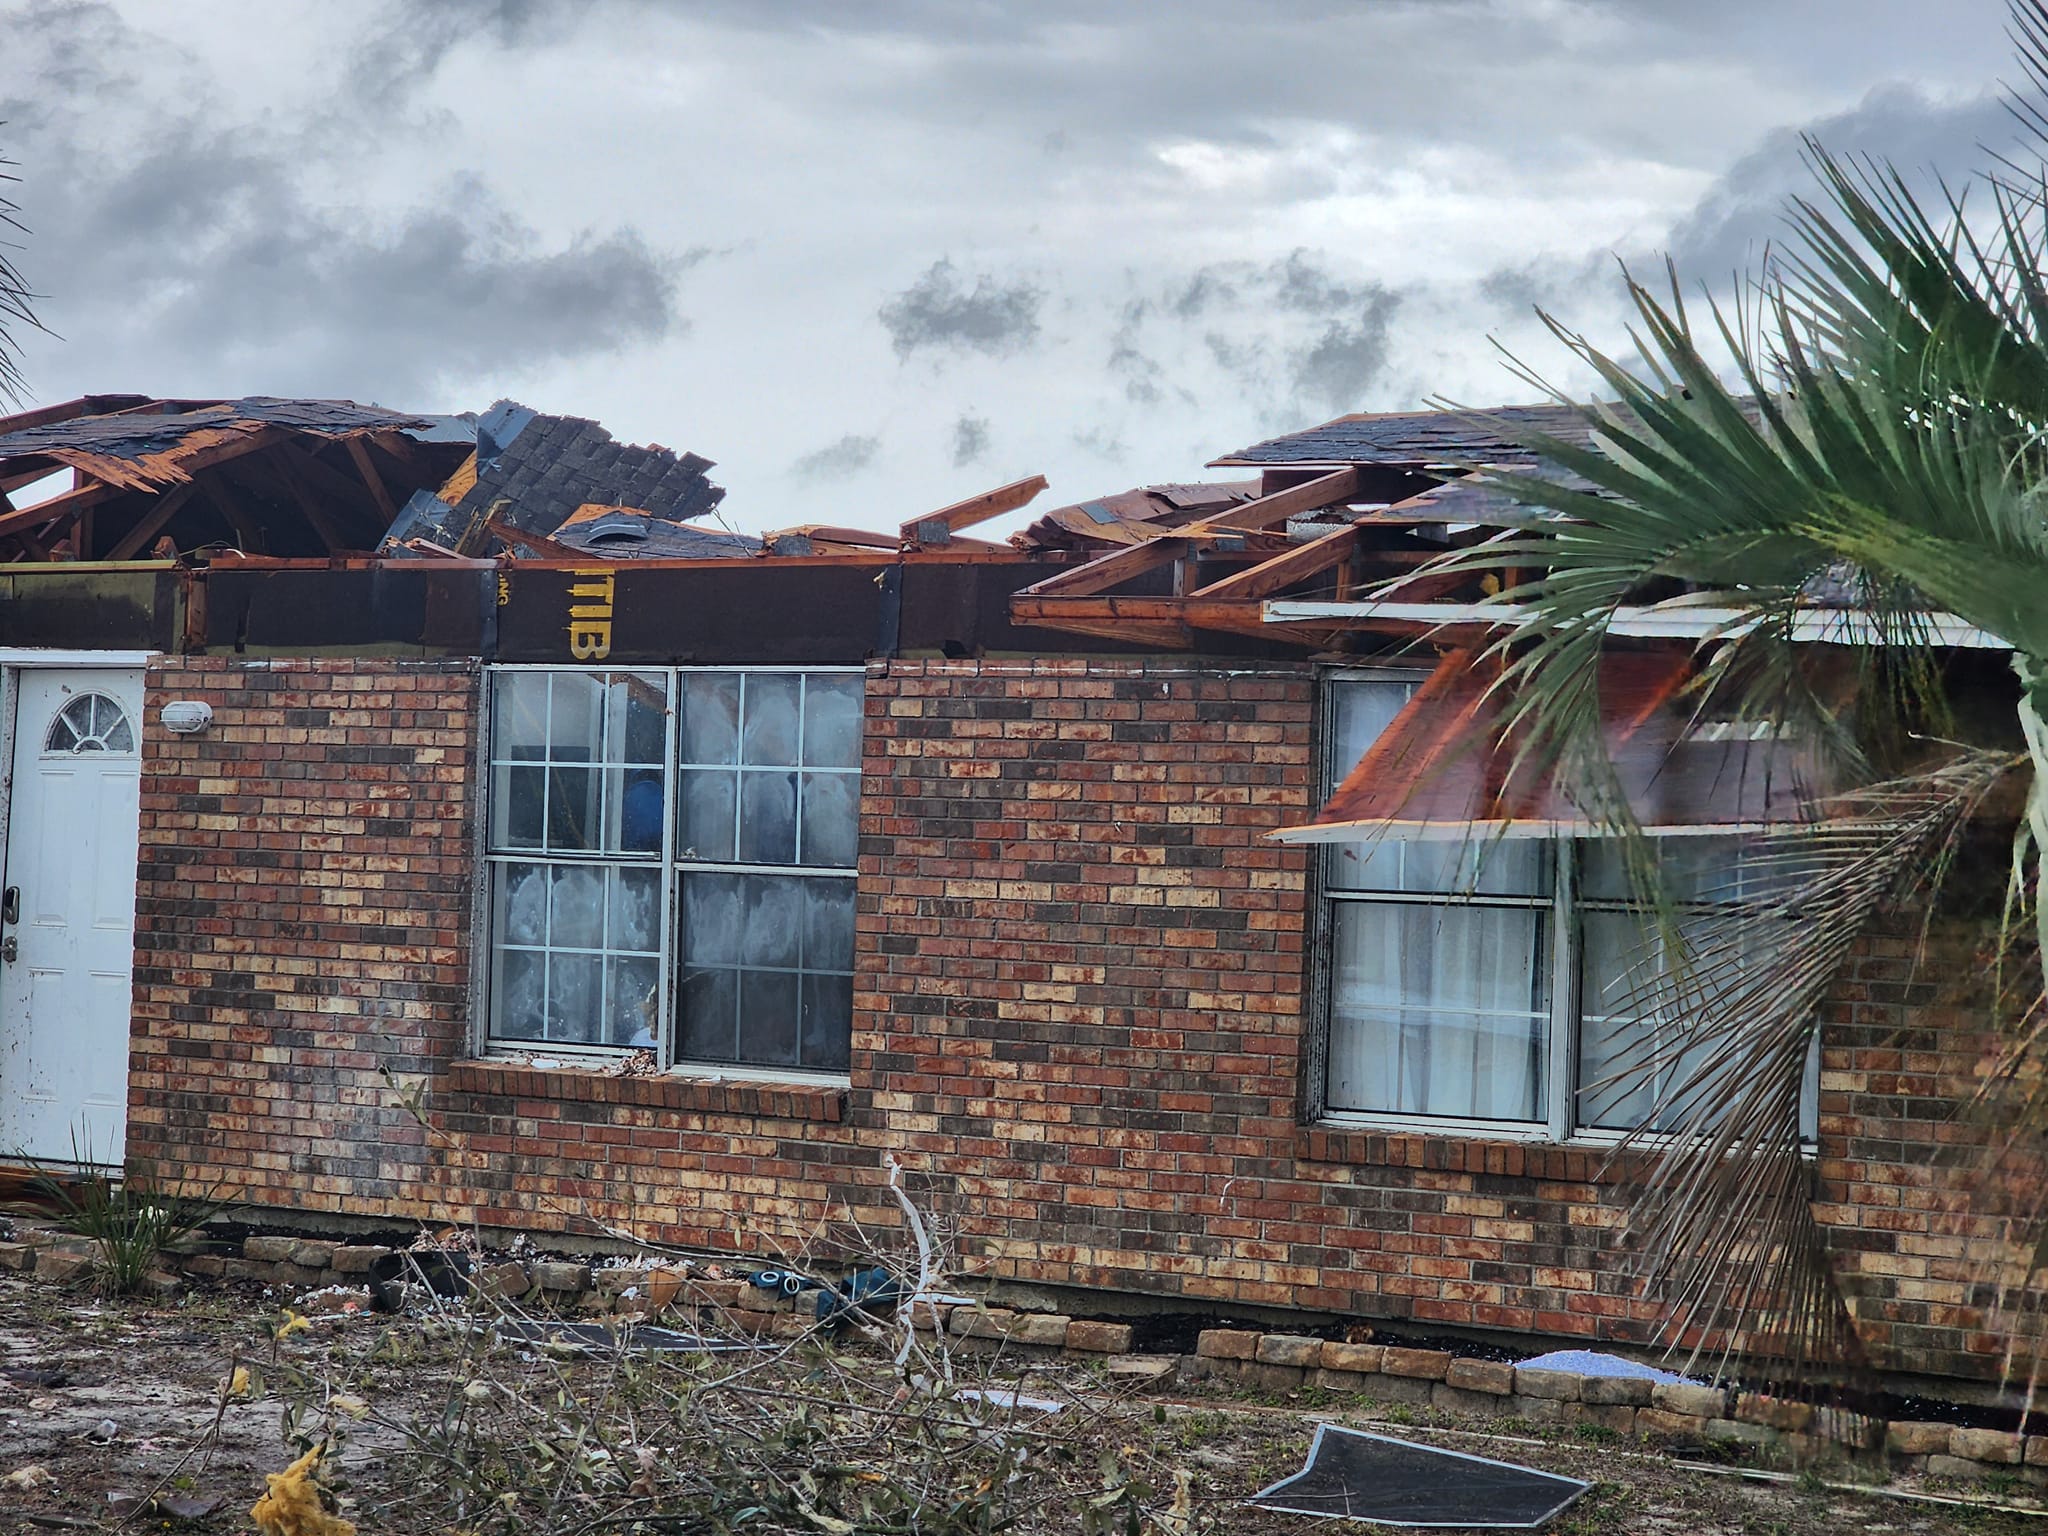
566,566,616,659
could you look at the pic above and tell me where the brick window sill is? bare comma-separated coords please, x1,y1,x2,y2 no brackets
448,1059,846,1123
1296,1124,1651,1185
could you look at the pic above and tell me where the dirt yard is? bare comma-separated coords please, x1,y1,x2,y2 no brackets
0,1264,2042,1535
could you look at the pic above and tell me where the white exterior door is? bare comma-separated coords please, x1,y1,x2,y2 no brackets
0,668,144,1165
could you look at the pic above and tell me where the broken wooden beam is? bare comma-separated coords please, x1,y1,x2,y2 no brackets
1192,523,1361,602
900,474,1049,547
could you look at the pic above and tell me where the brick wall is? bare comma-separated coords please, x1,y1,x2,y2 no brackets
128,656,478,1210
121,652,2031,1383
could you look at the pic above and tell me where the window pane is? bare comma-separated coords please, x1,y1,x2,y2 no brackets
681,872,743,965
678,966,737,1060
738,970,801,1066
607,956,661,1048
544,767,600,852
549,672,606,764
1327,902,1548,1121
1579,835,1801,904
493,948,546,1041
1577,908,1778,1133
489,766,546,851
800,772,859,868
801,878,857,972
619,673,669,764
548,864,606,950
680,672,742,765
494,862,548,946
742,876,801,967
492,672,551,761
801,974,854,1070
547,953,603,1044
677,768,737,862
1328,836,1548,897
610,866,662,953
741,675,801,766
802,676,863,768
738,772,798,864
617,769,665,854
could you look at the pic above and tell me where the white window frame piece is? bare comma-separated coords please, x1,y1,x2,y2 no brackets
476,664,862,1085
1316,669,1818,1146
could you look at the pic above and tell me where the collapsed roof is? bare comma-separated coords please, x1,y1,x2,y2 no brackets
0,395,474,560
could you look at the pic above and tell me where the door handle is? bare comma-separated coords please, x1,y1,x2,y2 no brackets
1,886,15,925
1,936,15,963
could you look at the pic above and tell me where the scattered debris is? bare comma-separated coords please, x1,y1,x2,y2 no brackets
2,1465,54,1491
248,1444,355,1536
1248,1425,1589,1527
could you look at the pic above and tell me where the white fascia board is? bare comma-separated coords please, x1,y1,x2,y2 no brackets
1263,600,2014,650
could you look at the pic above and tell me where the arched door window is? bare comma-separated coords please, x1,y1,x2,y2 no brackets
44,693,136,755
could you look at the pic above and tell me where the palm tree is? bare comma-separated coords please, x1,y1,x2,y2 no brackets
1418,4,2048,1384
0,136,39,404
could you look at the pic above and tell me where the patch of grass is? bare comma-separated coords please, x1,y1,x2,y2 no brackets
26,1143,233,1296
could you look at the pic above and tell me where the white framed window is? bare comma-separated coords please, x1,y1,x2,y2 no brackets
1318,672,1817,1141
482,666,862,1075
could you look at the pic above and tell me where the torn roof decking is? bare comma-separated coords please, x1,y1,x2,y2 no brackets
0,395,476,562
380,398,744,562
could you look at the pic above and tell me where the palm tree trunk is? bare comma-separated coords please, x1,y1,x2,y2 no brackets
2016,657,2048,964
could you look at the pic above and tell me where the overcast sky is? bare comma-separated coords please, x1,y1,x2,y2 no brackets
0,0,2027,532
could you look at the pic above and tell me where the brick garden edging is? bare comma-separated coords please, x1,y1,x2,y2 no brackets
3,1228,2033,1483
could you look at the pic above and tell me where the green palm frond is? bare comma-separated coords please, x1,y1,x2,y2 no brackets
1390,0,2048,1383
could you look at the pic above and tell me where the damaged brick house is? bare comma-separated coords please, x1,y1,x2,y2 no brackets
0,392,2023,1390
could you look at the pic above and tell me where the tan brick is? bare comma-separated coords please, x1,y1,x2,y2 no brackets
1513,1368,1582,1401
244,1235,296,1263
1380,1348,1452,1381
1009,1314,1070,1348
1887,1420,1952,1456
1735,1394,1813,1433
1950,1427,2023,1465
1446,1359,1515,1395
1581,1377,1652,1407
1319,1341,1384,1374
1065,1320,1134,1354
1256,1334,1322,1368
330,1246,391,1276
1196,1328,1260,1361
950,1308,1018,1340
1635,1408,1707,1440
289,1239,339,1269
1314,1368,1370,1393
1650,1382,1727,1419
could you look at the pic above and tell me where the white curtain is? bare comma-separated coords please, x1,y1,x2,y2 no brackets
1328,902,1548,1120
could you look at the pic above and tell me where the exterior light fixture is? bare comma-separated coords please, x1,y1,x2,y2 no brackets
160,701,213,734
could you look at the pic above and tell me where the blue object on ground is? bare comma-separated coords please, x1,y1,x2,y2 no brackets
1513,1349,1692,1384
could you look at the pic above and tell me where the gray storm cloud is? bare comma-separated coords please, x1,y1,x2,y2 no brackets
2,1,691,405
792,433,881,480
879,260,1044,360
950,413,991,467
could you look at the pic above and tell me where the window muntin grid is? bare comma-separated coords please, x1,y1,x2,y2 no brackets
1321,674,1816,1140
45,692,135,756
483,666,862,1071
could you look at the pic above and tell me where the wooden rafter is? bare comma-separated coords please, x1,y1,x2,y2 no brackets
105,482,203,561
1173,465,1365,537
1192,523,1360,602
900,474,1049,546
1016,536,1191,600
203,473,266,552
0,477,123,542
345,436,401,526
266,452,353,555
